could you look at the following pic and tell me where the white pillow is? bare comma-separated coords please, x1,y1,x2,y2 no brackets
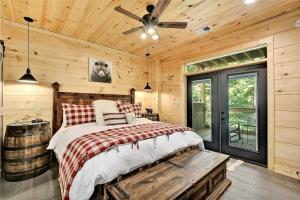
125,112,136,124
62,103,67,127
93,100,119,126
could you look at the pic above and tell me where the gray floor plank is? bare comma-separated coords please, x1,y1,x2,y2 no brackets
1,160,299,200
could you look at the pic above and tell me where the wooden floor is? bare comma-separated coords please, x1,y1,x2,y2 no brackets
1,159,299,200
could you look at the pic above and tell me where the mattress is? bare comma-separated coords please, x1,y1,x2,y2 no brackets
47,118,205,200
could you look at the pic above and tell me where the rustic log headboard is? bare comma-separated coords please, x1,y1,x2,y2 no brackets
52,82,135,134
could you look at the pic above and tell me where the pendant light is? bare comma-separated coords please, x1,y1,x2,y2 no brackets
144,53,151,92
18,17,37,83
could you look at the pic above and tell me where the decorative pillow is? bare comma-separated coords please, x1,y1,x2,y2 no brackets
116,101,134,113
103,113,127,126
93,100,119,126
62,104,96,127
116,101,142,118
131,102,142,118
125,112,136,124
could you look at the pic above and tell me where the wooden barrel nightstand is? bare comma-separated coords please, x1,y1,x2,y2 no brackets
3,121,51,181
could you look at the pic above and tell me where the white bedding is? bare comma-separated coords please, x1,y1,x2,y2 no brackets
48,118,205,200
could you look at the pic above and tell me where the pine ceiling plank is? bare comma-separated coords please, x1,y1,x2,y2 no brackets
40,0,61,30
1,0,15,20
70,0,111,39
60,0,91,36
50,0,76,32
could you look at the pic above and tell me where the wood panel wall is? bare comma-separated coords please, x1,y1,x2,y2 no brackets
1,20,156,133
159,9,300,179
273,28,300,179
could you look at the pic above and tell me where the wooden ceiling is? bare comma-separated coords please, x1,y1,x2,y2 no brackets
1,0,299,59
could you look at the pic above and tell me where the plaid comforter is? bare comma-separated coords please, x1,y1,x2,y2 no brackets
59,122,192,200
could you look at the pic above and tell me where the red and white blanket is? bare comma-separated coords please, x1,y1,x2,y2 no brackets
59,122,192,200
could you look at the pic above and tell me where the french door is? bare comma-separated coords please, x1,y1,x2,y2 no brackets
187,64,267,165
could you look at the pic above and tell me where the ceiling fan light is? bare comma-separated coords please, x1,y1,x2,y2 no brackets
147,27,156,35
244,0,256,4
140,32,147,39
152,33,159,41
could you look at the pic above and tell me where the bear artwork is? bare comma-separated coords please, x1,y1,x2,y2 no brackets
89,58,112,83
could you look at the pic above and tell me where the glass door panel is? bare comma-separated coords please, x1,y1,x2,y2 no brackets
220,65,267,165
192,79,212,141
228,73,258,152
187,72,220,152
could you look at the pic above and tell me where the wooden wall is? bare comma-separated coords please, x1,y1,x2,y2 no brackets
273,28,300,179
1,20,156,133
159,9,300,179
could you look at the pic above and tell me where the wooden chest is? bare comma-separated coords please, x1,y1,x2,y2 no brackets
3,121,51,181
107,149,231,200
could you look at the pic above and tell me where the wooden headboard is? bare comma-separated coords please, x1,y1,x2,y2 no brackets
52,82,135,134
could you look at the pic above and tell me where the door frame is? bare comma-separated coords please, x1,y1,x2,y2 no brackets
187,64,268,165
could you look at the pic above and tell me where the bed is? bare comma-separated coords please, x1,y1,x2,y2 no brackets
48,82,205,200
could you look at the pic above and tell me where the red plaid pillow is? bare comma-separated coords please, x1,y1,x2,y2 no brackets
131,103,142,118
62,104,96,127
116,101,134,113
116,101,142,118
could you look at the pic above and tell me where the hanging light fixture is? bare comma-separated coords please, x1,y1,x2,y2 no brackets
18,17,37,83
144,53,151,92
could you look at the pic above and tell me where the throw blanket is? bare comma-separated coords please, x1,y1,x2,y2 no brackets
59,122,192,200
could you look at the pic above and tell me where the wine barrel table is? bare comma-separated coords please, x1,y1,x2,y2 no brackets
3,121,51,181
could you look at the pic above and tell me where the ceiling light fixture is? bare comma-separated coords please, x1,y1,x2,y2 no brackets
140,30,147,39
147,26,156,35
244,0,256,5
18,17,37,84
152,33,159,41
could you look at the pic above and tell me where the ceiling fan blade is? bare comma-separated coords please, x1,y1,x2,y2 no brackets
158,22,188,29
115,6,145,23
151,0,171,19
123,26,144,35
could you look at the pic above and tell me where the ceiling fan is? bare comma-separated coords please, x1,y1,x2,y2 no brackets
114,0,188,40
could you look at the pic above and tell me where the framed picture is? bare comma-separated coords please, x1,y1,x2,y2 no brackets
88,57,112,83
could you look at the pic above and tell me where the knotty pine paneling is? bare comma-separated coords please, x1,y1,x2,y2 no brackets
275,142,300,166
2,21,155,133
275,78,300,95
275,126,300,146
274,44,300,64
275,95,300,112
275,61,300,79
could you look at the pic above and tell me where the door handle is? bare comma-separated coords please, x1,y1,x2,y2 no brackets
221,110,225,121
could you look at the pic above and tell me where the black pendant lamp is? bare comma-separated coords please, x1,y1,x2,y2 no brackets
18,17,37,83
144,53,151,92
